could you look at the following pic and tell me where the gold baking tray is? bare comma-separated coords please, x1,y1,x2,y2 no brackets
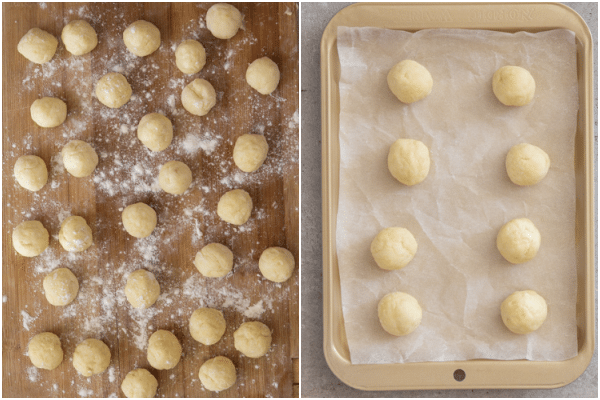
321,2,594,390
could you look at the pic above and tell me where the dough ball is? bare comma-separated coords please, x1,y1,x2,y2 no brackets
123,20,161,57
121,368,158,398
43,268,79,306
181,78,216,116
501,290,548,334
199,356,236,392
217,189,252,225
493,66,535,106
158,161,192,195
125,269,160,309
61,20,97,56
147,330,182,370
14,155,48,192
388,138,430,186
206,3,242,40
387,60,433,104
59,215,93,252
371,227,417,271
189,308,226,345
258,247,295,283
233,134,269,172
95,72,132,108
137,113,173,152
12,220,49,257
233,321,272,358
28,332,63,370
193,243,233,278
62,140,98,177
506,143,550,186
496,218,540,264
17,28,58,64
30,97,67,128
378,292,422,336
122,203,157,238
73,339,111,377
246,57,280,95
175,40,206,74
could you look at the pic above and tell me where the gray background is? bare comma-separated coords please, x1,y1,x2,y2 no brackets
301,2,597,397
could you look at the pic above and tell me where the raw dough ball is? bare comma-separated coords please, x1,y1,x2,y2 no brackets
233,321,272,358
506,143,550,186
217,189,252,225
496,218,540,264
12,220,49,257
28,332,63,370
73,338,111,377
388,138,430,186
193,243,233,278
378,292,422,336
181,78,216,116
387,60,433,104
233,134,269,172
17,28,58,64
258,247,295,283
147,330,182,370
30,97,67,128
246,57,280,95
43,268,79,306
95,72,132,108
189,308,226,345
14,155,48,191
59,215,93,252
493,66,535,106
158,161,192,195
122,203,157,238
371,227,417,271
62,140,98,177
199,356,236,392
61,20,97,55
137,113,173,152
206,3,242,40
123,20,161,57
501,290,548,334
125,269,160,309
121,368,158,398
175,40,206,74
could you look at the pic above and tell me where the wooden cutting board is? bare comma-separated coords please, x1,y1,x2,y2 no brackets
2,2,298,398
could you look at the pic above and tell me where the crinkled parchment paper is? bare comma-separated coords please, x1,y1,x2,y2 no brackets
336,27,578,364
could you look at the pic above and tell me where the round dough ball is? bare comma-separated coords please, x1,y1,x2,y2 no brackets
189,308,226,345
199,356,236,392
61,20,97,56
506,143,550,186
175,40,206,74
493,66,535,106
73,338,111,377
258,247,295,283
233,321,272,358
193,243,233,278
371,227,417,271
122,203,157,238
158,161,192,195
501,290,548,334
17,28,58,64
12,220,49,257
14,155,48,192
206,3,242,40
378,292,422,336
246,57,280,95
62,140,98,177
30,97,67,128
125,269,160,309
43,268,79,306
388,138,430,186
217,189,252,225
147,330,182,370
28,332,63,370
95,72,132,108
137,113,173,152
123,20,161,57
181,78,216,116
387,60,433,104
233,134,269,172
59,215,93,252
121,368,158,398
496,218,540,264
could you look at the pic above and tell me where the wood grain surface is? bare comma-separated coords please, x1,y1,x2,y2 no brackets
2,2,298,398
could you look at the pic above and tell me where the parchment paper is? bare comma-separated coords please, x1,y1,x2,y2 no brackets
336,27,578,364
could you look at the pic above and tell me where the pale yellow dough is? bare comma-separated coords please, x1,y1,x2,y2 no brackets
189,307,227,345
95,72,132,108
194,243,233,278
43,268,79,306
233,134,269,172
246,57,280,95
14,155,48,192
493,66,535,106
199,356,236,392
158,161,192,195
496,218,540,264
28,332,63,370
378,292,422,336
122,203,157,238
62,140,98,177
59,215,93,252
123,20,161,57
233,321,272,358
12,220,49,257
370,227,417,271
181,78,216,116
387,138,430,186
147,330,182,370
175,40,206,74
125,269,160,309
73,338,111,377
506,143,550,186
258,247,295,283
121,368,158,398
18,28,58,64
501,290,548,334
217,189,252,225
387,60,433,104
30,97,67,128
61,20,97,55
206,3,242,40
137,113,173,152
